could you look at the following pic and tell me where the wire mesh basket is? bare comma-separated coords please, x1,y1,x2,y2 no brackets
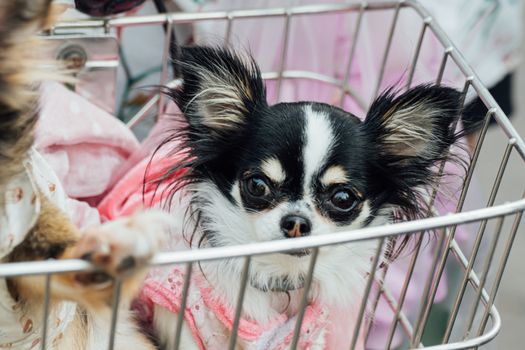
1,1,525,349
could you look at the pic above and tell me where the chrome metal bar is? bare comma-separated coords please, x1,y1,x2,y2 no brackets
174,263,193,350
290,248,319,350
126,94,159,129
275,12,291,100
455,109,493,212
339,3,365,106
2,198,525,278
407,73,469,340
458,78,472,109
125,79,181,130
476,201,525,337
378,279,418,344
383,234,425,349
108,278,123,350
462,216,505,339
422,237,503,350
448,241,491,307
40,274,51,350
406,0,525,159
435,48,452,85
373,3,401,100
53,3,409,30
440,141,513,343
126,69,366,129
410,97,485,346
225,14,234,45
157,21,174,119
350,238,385,350
363,263,389,341
406,18,429,89
262,70,368,109
411,226,448,347
228,257,251,350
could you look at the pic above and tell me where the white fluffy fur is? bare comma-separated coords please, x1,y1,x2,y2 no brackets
261,157,286,184
302,105,334,192
154,181,384,349
320,165,349,186
153,105,394,348
383,104,442,157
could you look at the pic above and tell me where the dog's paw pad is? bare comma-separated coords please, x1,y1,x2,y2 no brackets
74,271,112,287
116,255,136,273
73,210,172,284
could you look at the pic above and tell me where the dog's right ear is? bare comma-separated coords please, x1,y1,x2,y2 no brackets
170,46,266,139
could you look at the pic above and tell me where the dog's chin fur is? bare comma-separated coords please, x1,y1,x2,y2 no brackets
177,180,387,324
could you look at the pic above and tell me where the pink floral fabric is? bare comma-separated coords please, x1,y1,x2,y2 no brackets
140,265,328,350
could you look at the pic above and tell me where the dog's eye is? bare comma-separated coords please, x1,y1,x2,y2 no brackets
245,175,270,197
329,189,358,211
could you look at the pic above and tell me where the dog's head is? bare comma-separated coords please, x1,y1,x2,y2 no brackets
162,46,462,300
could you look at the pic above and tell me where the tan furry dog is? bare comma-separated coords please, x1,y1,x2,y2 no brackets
0,1,166,349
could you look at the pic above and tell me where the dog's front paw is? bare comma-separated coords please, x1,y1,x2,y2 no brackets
73,211,172,287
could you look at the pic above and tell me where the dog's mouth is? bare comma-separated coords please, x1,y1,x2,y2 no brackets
250,275,306,292
284,248,311,257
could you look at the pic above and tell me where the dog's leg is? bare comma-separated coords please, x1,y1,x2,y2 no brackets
7,197,169,349
153,305,200,350
9,197,169,304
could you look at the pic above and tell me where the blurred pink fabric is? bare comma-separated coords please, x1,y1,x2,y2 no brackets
35,81,140,228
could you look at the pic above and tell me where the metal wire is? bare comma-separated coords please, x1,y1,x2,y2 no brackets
372,3,401,101
228,257,251,350
476,204,524,339
2,2,524,350
339,3,366,106
350,238,386,350
290,248,320,350
275,12,292,100
108,278,123,350
441,141,514,343
173,262,193,350
406,17,430,89
40,274,51,350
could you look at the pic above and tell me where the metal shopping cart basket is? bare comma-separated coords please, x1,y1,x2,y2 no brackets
1,1,524,349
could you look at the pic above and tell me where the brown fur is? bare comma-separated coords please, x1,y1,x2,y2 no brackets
0,1,50,201
0,2,156,349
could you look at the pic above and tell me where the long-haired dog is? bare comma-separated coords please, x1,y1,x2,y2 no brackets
0,1,169,349
141,46,466,349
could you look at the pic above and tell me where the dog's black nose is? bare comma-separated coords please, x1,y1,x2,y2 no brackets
280,215,311,238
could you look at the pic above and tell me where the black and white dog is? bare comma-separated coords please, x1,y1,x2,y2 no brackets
146,46,464,349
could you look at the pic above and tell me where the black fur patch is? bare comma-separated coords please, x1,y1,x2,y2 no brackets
153,46,466,257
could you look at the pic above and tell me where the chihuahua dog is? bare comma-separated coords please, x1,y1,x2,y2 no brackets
142,46,464,349
0,1,169,349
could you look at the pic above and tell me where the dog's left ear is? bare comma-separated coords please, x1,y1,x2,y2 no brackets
363,85,463,218
364,84,462,165
171,46,266,139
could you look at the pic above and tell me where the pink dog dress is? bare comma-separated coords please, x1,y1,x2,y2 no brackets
0,150,76,349
140,265,328,350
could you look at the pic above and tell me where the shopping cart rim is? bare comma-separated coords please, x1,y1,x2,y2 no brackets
1,198,523,278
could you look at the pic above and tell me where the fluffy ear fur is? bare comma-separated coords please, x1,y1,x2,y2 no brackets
364,84,463,219
157,46,267,203
170,46,266,138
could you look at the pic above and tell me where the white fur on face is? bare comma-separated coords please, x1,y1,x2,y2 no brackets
201,175,384,322
302,105,335,193
320,165,349,187
261,157,286,184
182,105,394,324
